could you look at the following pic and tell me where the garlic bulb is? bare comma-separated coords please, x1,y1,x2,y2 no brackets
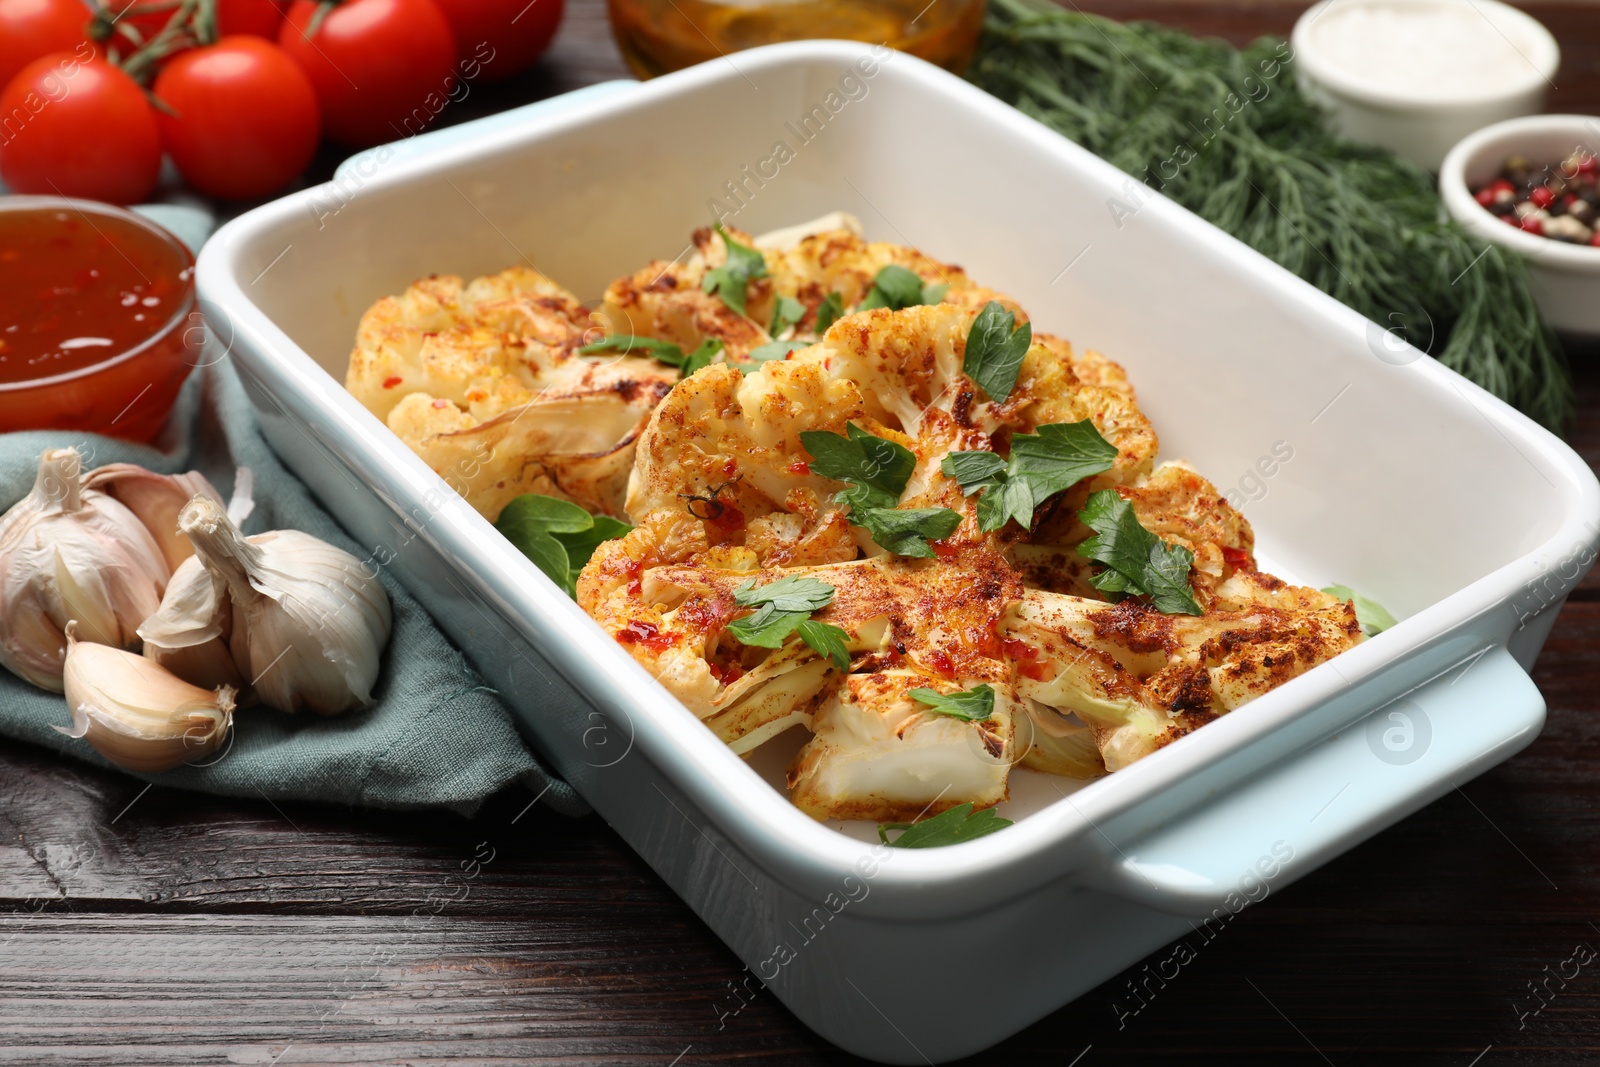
171,495,392,715
56,623,235,772
138,555,245,692
83,463,226,572
0,448,170,691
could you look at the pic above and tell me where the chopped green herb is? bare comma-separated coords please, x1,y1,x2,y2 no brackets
858,264,948,312
727,607,812,648
579,335,685,362
745,339,808,363
910,684,995,721
879,802,1013,848
799,423,914,508
962,300,1032,404
679,338,723,378
857,264,928,311
1322,585,1397,636
769,295,805,337
814,291,846,333
797,619,851,671
799,423,959,556
942,420,1117,533
702,222,768,317
1077,489,1203,615
733,575,837,614
942,450,1009,490
726,577,841,653
849,505,962,558
496,494,632,598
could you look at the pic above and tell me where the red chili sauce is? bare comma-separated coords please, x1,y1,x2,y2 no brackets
0,208,190,384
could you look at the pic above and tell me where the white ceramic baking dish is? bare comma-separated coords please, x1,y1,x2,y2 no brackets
196,42,1600,1063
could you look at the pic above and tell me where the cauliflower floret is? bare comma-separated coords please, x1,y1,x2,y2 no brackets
346,266,593,422
788,670,1018,823
348,267,678,520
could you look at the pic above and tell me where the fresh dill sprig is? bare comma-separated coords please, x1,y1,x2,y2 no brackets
969,0,1572,431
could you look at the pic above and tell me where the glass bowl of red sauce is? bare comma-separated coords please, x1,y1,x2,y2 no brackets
0,197,201,442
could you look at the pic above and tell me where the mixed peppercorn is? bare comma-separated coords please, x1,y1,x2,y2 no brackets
1473,150,1600,246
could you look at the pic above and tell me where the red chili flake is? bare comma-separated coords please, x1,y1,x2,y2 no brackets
787,459,811,475
708,503,745,536
382,375,403,389
1221,546,1253,571
929,538,961,559
616,620,675,653
431,398,451,409
626,558,644,597
925,648,955,677
722,458,737,478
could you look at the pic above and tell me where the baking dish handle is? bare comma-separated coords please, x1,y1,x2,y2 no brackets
1095,645,1545,916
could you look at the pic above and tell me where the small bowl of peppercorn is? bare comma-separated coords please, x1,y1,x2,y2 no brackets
1440,114,1600,337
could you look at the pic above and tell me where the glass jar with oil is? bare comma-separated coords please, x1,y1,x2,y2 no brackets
607,0,988,78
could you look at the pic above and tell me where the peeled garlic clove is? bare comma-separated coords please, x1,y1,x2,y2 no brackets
84,464,225,572
57,624,234,773
180,496,392,716
138,555,245,692
0,448,170,691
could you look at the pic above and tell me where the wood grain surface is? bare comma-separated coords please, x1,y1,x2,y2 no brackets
5,2,1600,1064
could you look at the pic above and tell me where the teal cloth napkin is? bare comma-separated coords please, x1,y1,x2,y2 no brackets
0,360,587,817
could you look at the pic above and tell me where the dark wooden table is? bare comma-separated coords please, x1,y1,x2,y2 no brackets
5,1,1600,1063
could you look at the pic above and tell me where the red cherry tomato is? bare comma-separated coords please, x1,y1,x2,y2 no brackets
278,0,456,147
152,35,318,200
0,52,161,203
429,0,563,81
217,0,287,37
0,0,92,93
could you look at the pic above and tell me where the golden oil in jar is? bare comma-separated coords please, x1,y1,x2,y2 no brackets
606,0,988,78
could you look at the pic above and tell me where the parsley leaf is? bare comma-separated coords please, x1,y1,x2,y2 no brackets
701,222,768,317
745,339,808,363
942,420,1118,533
800,423,960,556
878,803,1013,848
1077,489,1203,615
849,505,962,558
1322,585,1397,636
769,295,805,337
962,300,1032,403
726,577,842,654
496,494,632,598
858,264,944,311
799,423,915,508
909,684,995,721
727,607,811,647
679,338,723,378
579,335,685,363
814,291,845,333
796,619,851,671
733,575,836,613
942,451,1007,491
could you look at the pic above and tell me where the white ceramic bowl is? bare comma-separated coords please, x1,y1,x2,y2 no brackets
1440,114,1600,337
197,43,1600,1063
1292,0,1559,171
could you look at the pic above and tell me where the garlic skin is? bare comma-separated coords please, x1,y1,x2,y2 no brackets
57,624,235,773
0,448,170,691
83,464,225,572
138,555,245,692
177,496,392,715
